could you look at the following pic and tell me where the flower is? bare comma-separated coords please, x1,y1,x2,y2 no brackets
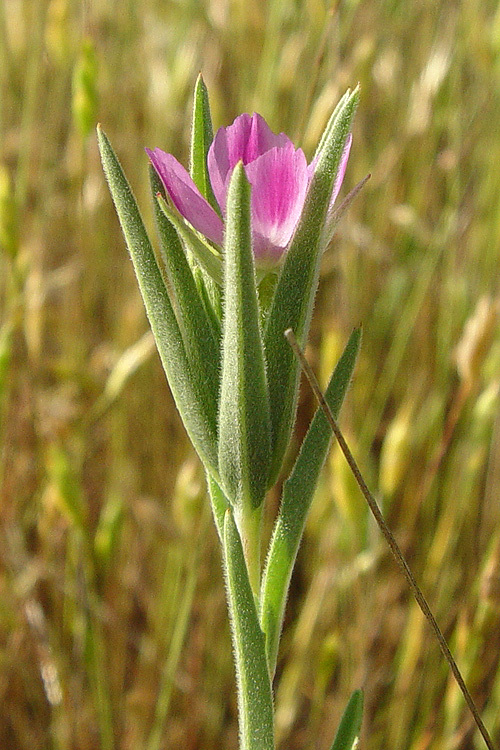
147,112,351,267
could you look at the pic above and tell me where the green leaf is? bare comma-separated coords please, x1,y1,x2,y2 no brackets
329,690,363,750
188,75,223,327
190,73,220,214
264,87,359,487
207,474,230,542
260,328,361,674
192,263,222,341
218,162,271,511
313,89,350,162
150,166,220,422
156,194,224,286
97,125,219,476
223,510,275,750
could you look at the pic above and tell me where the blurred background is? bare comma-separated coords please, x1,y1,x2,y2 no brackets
2,0,500,748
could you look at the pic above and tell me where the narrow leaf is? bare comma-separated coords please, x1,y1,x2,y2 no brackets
157,194,224,286
260,328,361,674
189,75,223,326
223,510,275,750
190,73,220,213
313,89,351,162
218,162,271,510
264,87,359,486
329,690,363,750
207,474,230,542
150,166,220,417
193,263,222,341
97,125,218,475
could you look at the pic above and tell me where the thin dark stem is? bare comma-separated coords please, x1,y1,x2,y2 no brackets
285,328,496,750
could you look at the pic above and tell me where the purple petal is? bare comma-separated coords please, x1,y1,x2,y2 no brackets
146,148,224,245
208,113,291,211
244,143,309,262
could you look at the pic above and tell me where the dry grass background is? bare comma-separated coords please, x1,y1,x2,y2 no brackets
2,0,500,748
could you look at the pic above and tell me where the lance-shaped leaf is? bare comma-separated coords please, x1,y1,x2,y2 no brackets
189,75,223,324
260,328,361,675
207,474,230,543
223,510,275,750
192,263,222,342
157,195,224,286
190,73,220,214
218,162,271,510
97,126,218,476
329,690,363,750
264,87,359,487
313,89,351,162
150,166,220,407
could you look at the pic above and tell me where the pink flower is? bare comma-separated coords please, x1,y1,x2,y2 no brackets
147,112,351,267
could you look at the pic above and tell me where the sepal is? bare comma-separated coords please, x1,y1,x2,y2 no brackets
264,87,359,486
190,74,220,214
150,166,221,427
218,163,272,511
156,193,224,285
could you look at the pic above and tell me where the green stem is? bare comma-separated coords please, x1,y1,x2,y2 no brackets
235,502,263,601
223,510,275,750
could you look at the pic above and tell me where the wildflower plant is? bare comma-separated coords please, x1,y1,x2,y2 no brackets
98,76,362,750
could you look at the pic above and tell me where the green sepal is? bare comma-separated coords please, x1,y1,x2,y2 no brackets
188,75,223,325
329,690,363,750
264,87,359,487
156,194,224,286
150,166,221,412
97,125,219,476
313,89,351,162
260,328,361,675
190,73,220,214
193,263,222,340
218,162,271,510
223,510,275,750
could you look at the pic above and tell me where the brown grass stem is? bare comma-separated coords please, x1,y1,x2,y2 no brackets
285,327,496,750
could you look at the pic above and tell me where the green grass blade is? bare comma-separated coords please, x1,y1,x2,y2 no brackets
264,88,359,486
223,510,275,750
97,125,219,475
260,328,361,674
329,690,363,750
